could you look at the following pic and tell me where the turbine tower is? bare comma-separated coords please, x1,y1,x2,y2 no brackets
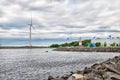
28,13,34,47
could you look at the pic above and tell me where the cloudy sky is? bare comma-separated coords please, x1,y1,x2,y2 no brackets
0,0,120,45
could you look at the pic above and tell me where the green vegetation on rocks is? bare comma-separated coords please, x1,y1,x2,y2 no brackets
96,42,101,47
49,39,91,48
104,42,107,47
82,39,91,46
111,42,116,47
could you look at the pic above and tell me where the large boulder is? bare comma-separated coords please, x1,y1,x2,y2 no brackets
67,74,85,80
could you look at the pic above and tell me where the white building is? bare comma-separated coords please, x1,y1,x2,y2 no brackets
91,37,120,47
78,39,82,45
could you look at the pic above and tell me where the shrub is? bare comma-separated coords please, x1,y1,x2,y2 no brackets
96,42,101,47
50,44,59,48
104,42,107,47
110,43,116,47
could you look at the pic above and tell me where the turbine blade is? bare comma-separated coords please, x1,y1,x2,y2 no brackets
30,13,32,25
31,25,36,30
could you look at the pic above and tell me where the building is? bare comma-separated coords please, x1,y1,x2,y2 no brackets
91,37,120,47
78,40,82,46
78,38,82,46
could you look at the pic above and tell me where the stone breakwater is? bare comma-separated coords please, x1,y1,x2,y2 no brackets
48,56,120,80
54,47,120,52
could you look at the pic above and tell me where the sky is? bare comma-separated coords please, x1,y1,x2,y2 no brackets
0,0,120,46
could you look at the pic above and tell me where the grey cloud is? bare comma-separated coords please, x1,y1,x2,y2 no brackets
89,30,120,33
0,0,14,6
61,24,85,28
0,18,29,29
18,31,29,34
50,29,120,34
0,24,4,27
0,17,45,30
0,10,4,17
47,0,65,2
69,0,90,4
28,6,53,12
0,0,30,10
98,26,109,29
0,0,120,38
0,31,8,33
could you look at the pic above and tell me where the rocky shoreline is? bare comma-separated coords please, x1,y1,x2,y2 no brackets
54,47,120,52
48,56,120,80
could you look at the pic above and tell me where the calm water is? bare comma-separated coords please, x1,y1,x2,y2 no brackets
0,48,120,80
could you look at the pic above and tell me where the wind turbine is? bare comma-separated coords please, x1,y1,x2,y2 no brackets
28,13,35,47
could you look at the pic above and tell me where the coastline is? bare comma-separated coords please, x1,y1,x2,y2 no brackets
48,56,120,80
54,47,120,53
1,46,120,53
0,46,48,49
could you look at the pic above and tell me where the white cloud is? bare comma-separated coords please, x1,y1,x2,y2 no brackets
0,0,120,39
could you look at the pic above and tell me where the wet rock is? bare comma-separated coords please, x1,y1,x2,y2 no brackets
106,72,120,80
48,76,67,80
76,70,82,74
67,74,86,80
70,71,74,75
61,75,70,80
104,64,120,75
48,76,54,80
86,77,96,80
48,56,120,80
91,63,99,69
83,67,92,74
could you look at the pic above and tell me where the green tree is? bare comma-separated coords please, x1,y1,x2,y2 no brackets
69,41,79,46
104,42,107,47
60,43,69,47
96,42,101,47
59,41,79,47
116,44,119,46
82,39,91,46
50,39,91,48
110,43,116,47
50,44,59,48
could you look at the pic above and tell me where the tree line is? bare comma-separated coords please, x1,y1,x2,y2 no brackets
49,39,91,48
49,39,120,48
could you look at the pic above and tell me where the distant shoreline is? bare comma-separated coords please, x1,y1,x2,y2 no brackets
0,46,49,49
1,46,120,53
54,47,120,52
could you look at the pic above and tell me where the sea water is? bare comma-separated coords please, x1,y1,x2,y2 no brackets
0,48,120,80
